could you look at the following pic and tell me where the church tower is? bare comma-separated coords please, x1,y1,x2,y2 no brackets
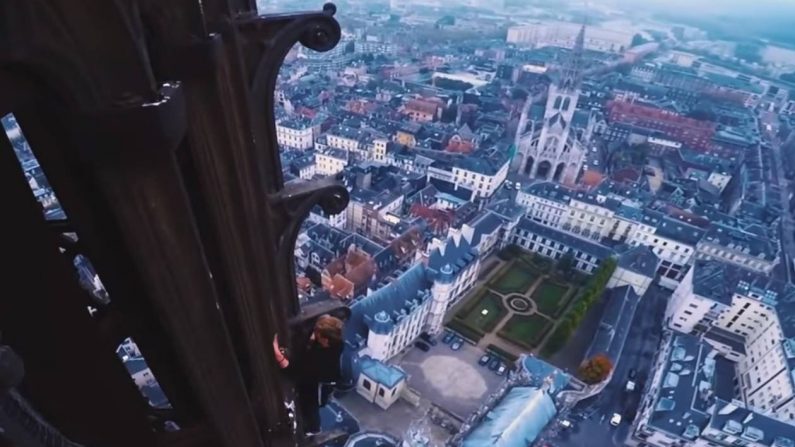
426,264,454,336
516,25,589,185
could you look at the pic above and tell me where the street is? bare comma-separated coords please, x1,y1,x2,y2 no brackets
759,110,795,283
544,284,670,447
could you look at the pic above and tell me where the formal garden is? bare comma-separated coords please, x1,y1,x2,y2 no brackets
446,244,617,359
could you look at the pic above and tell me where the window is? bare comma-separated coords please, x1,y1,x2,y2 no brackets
363,379,371,390
378,388,385,397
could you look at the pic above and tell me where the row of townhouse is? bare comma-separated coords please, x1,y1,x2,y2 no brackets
514,181,779,288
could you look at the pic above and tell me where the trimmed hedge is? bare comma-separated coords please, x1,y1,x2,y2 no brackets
486,344,519,363
457,292,507,333
540,258,617,357
447,318,485,342
498,314,552,350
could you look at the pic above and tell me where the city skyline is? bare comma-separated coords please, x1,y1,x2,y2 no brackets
3,1,795,447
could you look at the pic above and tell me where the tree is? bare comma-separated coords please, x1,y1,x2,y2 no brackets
556,251,575,275
734,42,762,64
630,33,648,48
781,72,795,84
433,77,474,91
578,354,613,384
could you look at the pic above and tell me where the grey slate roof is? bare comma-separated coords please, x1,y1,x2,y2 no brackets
648,334,795,446
691,259,795,311
703,326,747,355
617,245,660,277
702,224,778,262
468,210,504,246
427,235,478,280
647,335,716,439
345,264,430,341
571,190,622,211
708,399,795,447
522,181,572,204
654,214,706,246
516,218,614,260
454,150,509,176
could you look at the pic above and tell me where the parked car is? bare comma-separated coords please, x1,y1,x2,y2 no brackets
442,332,455,344
420,332,437,346
488,358,500,371
610,413,622,426
414,341,430,352
496,364,507,376
628,369,637,380
478,354,491,366
626,380,636,392
450,341,462,351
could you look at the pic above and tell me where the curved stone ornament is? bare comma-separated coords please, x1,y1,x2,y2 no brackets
240,3,341,189
241,3,347,315
269,176,349,314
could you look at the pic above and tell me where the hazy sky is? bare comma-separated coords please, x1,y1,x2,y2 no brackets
612,0,795,16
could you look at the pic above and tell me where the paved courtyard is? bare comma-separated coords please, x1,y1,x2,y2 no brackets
396,339,504,418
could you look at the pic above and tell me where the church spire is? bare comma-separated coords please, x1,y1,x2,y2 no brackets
558,23,586,91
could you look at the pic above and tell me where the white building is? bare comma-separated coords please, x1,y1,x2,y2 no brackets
696,224,780,275
276,118,316,150
342,235,483,409
345,234,481,362
664,260,795,424
624,211,703,289
515,181,701,288
315,148,348,176
308,206,347,229
507,22,633,53
509,217,613,274
355,356,406,410
633,333,795,447
428,151,510,200
423,233,481,335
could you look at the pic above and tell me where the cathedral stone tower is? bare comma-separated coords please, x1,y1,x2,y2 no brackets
515,25,589,186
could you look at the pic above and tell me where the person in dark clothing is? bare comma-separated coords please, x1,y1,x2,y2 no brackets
273,314,344,435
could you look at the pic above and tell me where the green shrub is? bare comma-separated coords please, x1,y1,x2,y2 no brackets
539,257,617,357
486,344,519,362
447,318,485,342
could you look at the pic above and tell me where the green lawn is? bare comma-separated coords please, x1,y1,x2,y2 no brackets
533,280,572,317
499,314,552,349
490,261,538,295
455,292,507,333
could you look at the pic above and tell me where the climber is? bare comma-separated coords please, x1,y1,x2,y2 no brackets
273,314,344,436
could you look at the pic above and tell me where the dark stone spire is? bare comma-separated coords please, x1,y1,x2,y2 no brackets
558,24,586,91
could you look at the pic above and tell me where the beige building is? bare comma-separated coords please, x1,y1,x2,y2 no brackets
507,22,633,53
315,148,348,176
276,118,316,150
